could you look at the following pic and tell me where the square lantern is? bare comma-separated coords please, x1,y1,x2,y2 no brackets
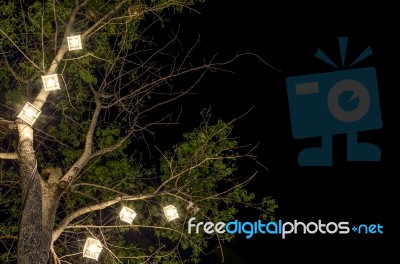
17,102,41,126
186,201,194,210
67,35,82,51
41,74,61,91
192,206,200,215
186,201,200,215
119,206,137,224
83,238,103,261
163,205,179,222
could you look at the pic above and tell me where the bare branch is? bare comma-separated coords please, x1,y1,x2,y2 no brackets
51,191,167,244
33,127,74,150
72,183,128,196
0,48,29,84
65,224,178,232
81,0,130,39
0,28,42,71
41,10,45,71
0,118,17,131
50,247,61,264
59,95,101,188
90,130,134,159
235,52,281,72
199,172,258,202
52,0,58,52
0,235,18,240
0,152,18,160
19,0,29,50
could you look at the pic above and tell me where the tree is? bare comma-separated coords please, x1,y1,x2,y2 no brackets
0,1,277,263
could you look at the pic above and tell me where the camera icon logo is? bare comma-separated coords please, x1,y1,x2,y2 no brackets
286,37,382,166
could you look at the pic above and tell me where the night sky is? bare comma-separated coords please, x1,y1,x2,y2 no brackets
151,1,397,263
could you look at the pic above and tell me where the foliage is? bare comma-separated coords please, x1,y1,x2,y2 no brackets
0,0,275,263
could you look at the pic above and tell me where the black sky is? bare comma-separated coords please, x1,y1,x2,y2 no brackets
153,1,398,263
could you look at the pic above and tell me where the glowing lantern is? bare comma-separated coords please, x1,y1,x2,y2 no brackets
17,102,41,126
67,35,82,50
83,238,103,261
119,206,137,224
163,205,179,221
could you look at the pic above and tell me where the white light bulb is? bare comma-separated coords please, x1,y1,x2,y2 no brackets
163,205,179,221
71,38,78,46
88,244,98,253
67,35,82,51
83,238,102,260
25,108,35,117
47,79,55,88
119,206,137,224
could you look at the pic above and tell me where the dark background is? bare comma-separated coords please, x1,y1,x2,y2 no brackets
153,1,398,263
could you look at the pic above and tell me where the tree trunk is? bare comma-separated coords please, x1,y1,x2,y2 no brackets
17,123,61,264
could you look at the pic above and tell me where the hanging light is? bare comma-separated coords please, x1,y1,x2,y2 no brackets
163,205,179,222
41,74,61,91
186,201,200,215
186,201,194,210
17,102,41,126
83,238,103,261
192,207,200,215
67,35,82,51
119,206,137,224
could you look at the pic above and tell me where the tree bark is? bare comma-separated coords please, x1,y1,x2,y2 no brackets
17,123,61,264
